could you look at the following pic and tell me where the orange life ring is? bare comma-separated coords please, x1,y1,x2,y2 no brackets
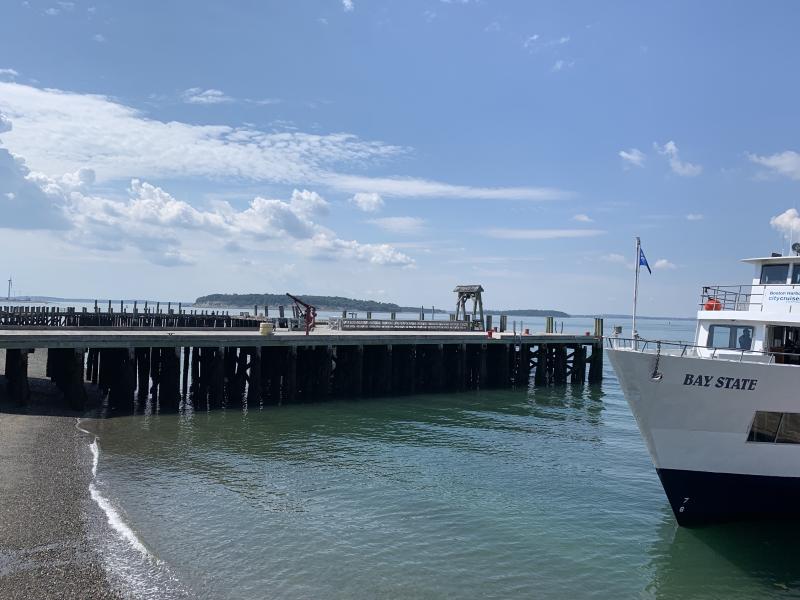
704,298,722,311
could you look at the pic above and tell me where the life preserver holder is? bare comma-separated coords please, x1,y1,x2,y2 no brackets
704,298,723,311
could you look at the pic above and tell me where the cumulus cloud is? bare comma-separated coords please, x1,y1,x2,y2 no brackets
484,228,605,240
572,213,592,223
0,82,566,201
342,0,354,10
350,192,384,212
0,148,71,230
619,148,645,168
0,68,18,79
0,145,413,268
93,33,106,43
749,151,800,180
770,208,800,241
654,258,677,270
655,141,702,176
0,113,11,134
367,216,426,235
182,88,234,105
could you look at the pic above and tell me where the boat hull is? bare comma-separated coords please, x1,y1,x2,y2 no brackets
608,346,800,526
657,468,800,526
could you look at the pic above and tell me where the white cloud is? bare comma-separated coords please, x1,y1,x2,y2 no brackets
484,228,605,240
0,69,18,79
342,0,354,11
367,216,426,235
350,192,384,212
44,7,60,15
655,141,702,177
0,82,568,202
551,59,575,72
686,213,703,221
0,140,413,268
653,258,677,270
770,208,800,241
0,113,11,134
600,253,627,264
523,34,540,48
572,213,592,223
182,88,234,105
0,148,71,230
749,151,800,180
92,33,106,43
325,173,567,201
619,148,645,168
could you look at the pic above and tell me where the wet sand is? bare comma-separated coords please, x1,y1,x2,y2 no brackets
0,401,124,598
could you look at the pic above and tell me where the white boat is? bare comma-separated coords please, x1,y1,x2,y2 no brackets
609,252,800,526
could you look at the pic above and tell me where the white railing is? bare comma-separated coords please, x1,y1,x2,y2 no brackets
701,283,800,313
606,337,792,365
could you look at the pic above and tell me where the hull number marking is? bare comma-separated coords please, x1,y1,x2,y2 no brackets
683,374,758,391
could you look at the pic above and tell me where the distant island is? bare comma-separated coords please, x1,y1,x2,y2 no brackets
194,293,436,313
194,293,570,317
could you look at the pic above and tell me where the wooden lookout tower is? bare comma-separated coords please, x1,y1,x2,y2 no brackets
454,284,485,330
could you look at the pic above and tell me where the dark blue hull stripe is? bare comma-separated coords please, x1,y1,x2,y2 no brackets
657,468,800,526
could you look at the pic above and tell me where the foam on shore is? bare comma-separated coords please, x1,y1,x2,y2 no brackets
76,418,190,599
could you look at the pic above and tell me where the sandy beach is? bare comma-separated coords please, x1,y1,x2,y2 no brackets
0,401,123,598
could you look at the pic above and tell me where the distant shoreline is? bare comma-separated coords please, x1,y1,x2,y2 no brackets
3,296,695,321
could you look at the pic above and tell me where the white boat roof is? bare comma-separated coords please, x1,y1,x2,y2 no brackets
742,255,800,264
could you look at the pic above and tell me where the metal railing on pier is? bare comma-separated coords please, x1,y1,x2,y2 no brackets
329,318,475,332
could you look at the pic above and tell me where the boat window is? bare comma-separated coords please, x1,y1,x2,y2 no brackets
793,265,800,284
760,263,790,284
748,411,782,442
748,411,800,444
708,324,754,350
776,414,800,444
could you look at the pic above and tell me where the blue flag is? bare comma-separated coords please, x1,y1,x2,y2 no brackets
639,247,652,274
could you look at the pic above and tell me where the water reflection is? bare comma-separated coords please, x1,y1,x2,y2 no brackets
646,513,800,599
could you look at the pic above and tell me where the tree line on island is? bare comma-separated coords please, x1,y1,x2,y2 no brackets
193,293,570,318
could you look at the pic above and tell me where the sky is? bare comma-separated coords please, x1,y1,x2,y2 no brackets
2,0,800,316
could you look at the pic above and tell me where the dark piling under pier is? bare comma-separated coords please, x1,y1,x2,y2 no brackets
0,312,605,413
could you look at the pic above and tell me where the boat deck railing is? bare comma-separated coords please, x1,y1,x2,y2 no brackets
700,283,800,312
607,336,800,365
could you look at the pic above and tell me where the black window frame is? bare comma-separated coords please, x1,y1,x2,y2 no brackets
748,411,800,444
707,324,754,350
761,263,790,284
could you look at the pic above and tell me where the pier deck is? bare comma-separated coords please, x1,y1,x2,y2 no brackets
0,327,596,349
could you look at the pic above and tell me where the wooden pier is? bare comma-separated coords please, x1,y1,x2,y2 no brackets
0,305,604,412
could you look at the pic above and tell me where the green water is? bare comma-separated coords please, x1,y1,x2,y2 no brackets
83,319,800,599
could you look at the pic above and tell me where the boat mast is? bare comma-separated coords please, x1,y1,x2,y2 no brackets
632,237,641,344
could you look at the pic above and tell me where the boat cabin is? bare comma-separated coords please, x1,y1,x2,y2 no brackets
696,254,800,364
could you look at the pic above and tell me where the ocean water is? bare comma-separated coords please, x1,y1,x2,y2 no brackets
82,318,800,599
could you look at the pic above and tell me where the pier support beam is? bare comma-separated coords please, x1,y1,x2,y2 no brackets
4,349,30,405
209,347,224,409
247,347,262,406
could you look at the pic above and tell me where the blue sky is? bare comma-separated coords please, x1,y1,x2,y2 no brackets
2,0,800,315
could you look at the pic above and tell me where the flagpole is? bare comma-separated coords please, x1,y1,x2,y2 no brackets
632,236,641,345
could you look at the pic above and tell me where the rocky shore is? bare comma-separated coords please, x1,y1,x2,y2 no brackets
0,407,124,598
